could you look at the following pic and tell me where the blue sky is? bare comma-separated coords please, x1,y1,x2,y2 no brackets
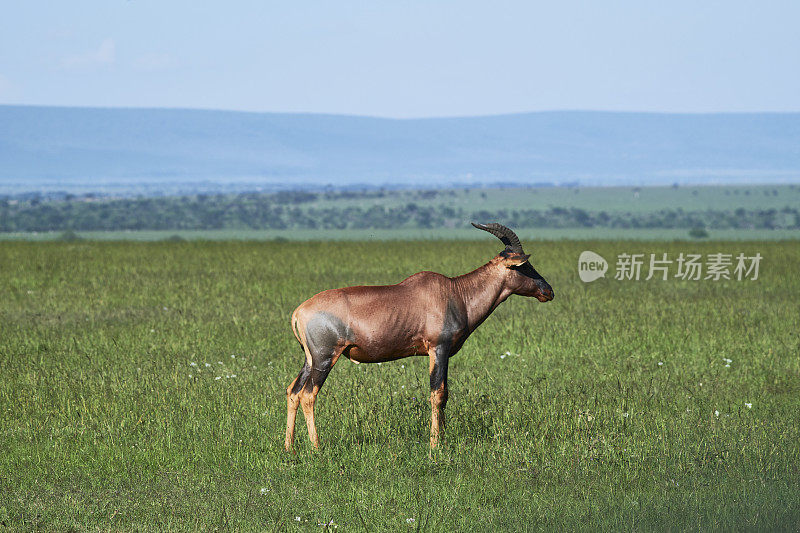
1,1,798,118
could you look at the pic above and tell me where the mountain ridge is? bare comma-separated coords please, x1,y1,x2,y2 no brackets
1,105,798,194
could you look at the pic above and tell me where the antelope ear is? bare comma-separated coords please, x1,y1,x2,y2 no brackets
501,252,530,267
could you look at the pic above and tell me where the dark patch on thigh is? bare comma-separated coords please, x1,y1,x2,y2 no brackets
303,313,350,392
295,312,352,393
305,311,354,360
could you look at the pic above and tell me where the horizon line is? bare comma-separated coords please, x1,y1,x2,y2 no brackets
2,103,800,121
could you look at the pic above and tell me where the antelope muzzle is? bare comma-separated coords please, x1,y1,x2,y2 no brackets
536,280,554,302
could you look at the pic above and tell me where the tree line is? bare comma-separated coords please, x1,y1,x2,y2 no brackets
1,194,798,232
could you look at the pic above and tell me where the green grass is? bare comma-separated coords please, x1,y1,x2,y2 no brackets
1,240,799,530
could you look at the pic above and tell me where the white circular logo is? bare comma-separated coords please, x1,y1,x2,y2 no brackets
578,251,608,282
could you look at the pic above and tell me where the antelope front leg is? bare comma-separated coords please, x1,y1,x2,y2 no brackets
428,346,449,447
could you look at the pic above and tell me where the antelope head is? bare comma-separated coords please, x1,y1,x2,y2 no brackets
472,222,554,302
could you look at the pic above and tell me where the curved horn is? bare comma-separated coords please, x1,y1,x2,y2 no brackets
471,222,524,253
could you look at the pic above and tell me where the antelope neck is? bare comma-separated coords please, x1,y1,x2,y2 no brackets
453,262,510,333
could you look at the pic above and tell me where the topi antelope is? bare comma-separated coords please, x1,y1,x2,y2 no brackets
284,223,554,450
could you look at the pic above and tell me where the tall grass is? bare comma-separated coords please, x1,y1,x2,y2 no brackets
1,240,798,530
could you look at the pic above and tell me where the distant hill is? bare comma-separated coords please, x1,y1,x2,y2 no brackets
1,105,798,194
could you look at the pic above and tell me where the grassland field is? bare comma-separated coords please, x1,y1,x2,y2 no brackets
1,239,799,530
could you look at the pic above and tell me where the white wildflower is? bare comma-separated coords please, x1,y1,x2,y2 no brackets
260,487,269,495
406,518,415,524
295,517,301,522
658,361,663,366
189,362,197,367
215,376,221,380
500,354,507,360
205,363,211,368
745,402,752,409
714,410,719,417
231,354,236,359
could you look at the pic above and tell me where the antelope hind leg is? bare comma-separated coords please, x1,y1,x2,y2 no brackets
298,352,340,448
285,362,311,451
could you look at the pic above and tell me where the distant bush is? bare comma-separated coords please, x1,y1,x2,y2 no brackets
57,230,82,241
689,227,709,239
164,234,186,242
274,191,317,204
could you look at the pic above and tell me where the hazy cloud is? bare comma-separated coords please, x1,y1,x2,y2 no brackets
61,39,115,70
134,52,178,71
0,75,19,99
49,27,76,40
